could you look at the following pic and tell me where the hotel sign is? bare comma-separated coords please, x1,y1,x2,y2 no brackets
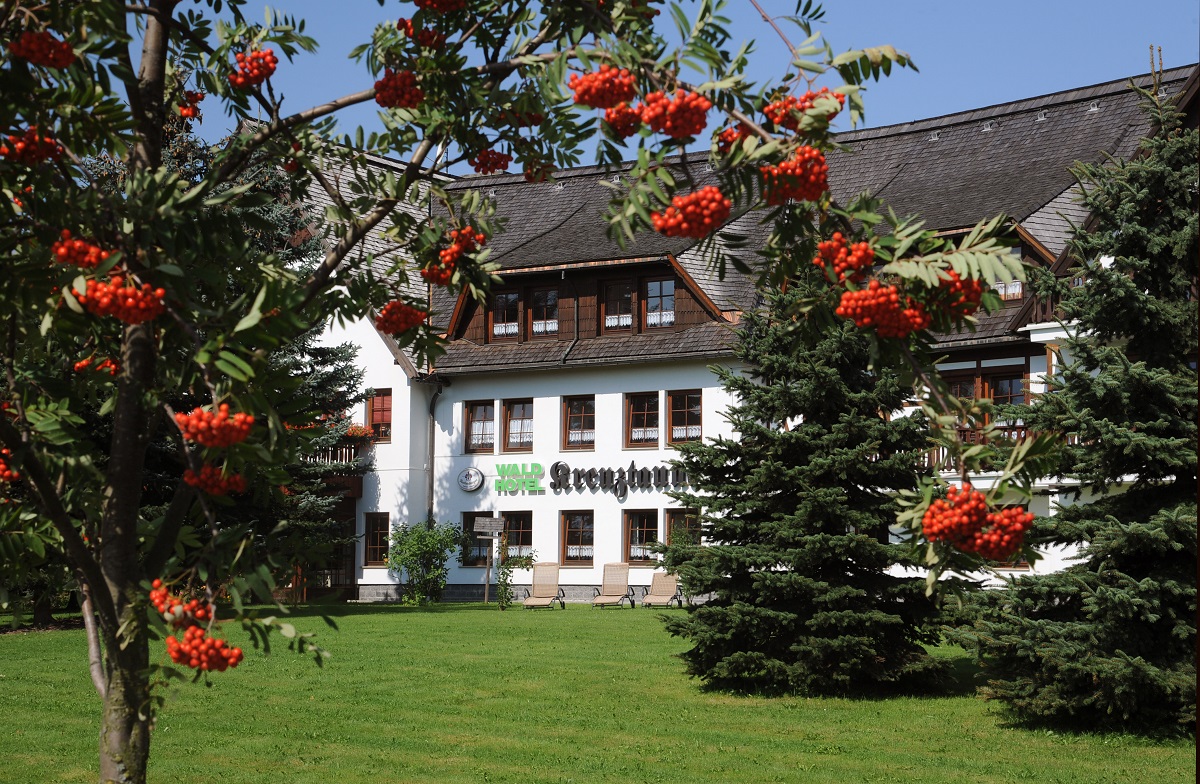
493,463,546,492
493,460,688,501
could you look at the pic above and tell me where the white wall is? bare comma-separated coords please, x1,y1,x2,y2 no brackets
430,360,738,588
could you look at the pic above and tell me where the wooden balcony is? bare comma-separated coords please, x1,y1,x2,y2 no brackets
306,442,361,464
928,424,1028,471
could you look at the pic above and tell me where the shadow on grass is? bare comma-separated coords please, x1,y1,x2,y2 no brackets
279,600,520,620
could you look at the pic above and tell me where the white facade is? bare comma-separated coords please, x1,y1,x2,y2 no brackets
323,316,740,599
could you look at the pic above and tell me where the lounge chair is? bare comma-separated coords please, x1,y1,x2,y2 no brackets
640,572,683,608
523,562,566,609
591,562,634,608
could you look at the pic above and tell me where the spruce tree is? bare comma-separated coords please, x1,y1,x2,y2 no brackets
957,85,1198,734
663,274,945,696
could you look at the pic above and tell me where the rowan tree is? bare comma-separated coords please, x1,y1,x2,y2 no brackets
0,1,1041,781
955,84,1198,735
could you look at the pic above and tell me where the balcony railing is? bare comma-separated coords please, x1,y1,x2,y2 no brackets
305,441,362,465
927,424,1027,470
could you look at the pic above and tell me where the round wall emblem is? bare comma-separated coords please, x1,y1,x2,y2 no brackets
457,467,484,492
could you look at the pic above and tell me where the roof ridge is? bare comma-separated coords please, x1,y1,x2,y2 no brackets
835,64,1197,142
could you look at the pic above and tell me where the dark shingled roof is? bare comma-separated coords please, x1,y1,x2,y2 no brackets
434,320,736,376
306,66,1197,372
828,67,1194,243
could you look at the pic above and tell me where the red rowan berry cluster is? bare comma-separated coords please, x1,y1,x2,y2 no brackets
414,0,466,11
569,65,637,109
604,103,642,138
7,30,75,68
74,276,167,325
179,91,204,119
0,448,18,482
227,49,277,90
650,185,731,239
468,149,512,174
505,110,544,128
374,70,423,109
760,146,828,205
421,259,453,285
182,464,247,496
150,580,213,628
762,87,845,131
0,127,63,165
73,356,120,375
51,230,111,269
175,404,254,448
922,485,1033,561
12,185,31,209
375,300,427,335
283,142,301,173
715,123,752,154
167,625,244,672
836,280,931,339
812,232,874,284
445,226,485,261
397,18,447,48
523,160,554,183
936,269,985,319
640,90,711,138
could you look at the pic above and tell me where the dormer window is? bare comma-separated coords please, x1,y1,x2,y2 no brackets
645,279,675,328
530,287,559,337
603,282,633,331
492,291,519,340
996,280,1025,301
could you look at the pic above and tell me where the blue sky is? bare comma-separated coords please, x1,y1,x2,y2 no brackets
192,1,1200,169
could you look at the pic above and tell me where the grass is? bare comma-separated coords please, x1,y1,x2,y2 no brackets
0,603,1194,784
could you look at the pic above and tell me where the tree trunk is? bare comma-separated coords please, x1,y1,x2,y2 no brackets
30,589,55,627
97,616,151,784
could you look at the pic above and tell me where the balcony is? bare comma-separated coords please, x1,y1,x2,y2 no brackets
927,424,1027,470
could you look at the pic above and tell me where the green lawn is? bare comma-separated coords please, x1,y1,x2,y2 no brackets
0,604,1193,784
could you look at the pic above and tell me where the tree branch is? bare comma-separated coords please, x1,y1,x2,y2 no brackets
300,137,437,309
79,576,108,698
0,417,116,630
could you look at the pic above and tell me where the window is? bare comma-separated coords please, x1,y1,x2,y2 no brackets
363,512,390,566
948,377,977,400
625,392,659,447
503,399,534,452
367,389,392,442
562,395,595,450
461,512,494,567
502,511,533,561
491,291,519,340
989,376,1025,406
644,279,675,328
625,509,658,563
529,287,559,337
996,280,1024,301
667,389,702,445
603,282,633,331
465,400,495,454
561,510,594,565
666,509,700,545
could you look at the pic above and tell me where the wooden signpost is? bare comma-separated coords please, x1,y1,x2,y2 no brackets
473,517,505,604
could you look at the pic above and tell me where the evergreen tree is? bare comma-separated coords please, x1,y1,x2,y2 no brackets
957,84,1198,734
663,275,945,696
